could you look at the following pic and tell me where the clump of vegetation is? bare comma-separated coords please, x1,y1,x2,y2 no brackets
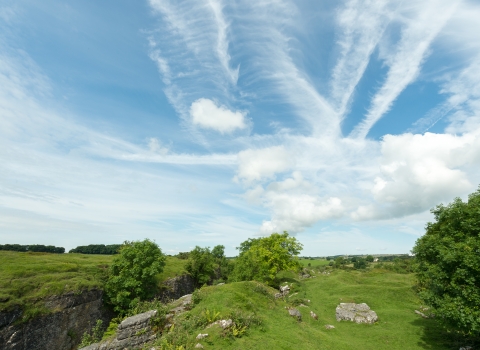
105,239,166,315
185,245,232,286
69,244,122,255
413,187,480,337
231,232,302,286
79,319,104,347
0,244,65,253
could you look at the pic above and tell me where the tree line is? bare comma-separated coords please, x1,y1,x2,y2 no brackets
69,244,122,255
0,244,65,253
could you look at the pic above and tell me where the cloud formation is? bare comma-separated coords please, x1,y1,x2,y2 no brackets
190,98,247,133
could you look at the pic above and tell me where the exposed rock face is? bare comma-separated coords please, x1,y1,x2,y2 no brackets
156,275,196,302
80,310,157,350
335,303,378,324
0,289,112,350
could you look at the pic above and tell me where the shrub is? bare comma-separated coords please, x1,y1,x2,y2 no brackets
105,239,166,315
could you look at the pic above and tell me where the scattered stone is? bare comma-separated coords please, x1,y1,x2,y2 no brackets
414,310,428,318
207,319,233,329
195,343,204,349
459,347,473,350
288,308,302,321
324,324,335,329
216,282,225,286
298,304,308,307
196,333,208,340
310,311,318,320
302,274,311,279
280,285,290,293
335,303,378,324
274,293,283,299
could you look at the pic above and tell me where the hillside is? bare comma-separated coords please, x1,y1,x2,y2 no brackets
0,251,186,320
135,269,452,350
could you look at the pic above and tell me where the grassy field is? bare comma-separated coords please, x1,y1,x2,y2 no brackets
0,251,187,318
299,258,331,268
153,269,456,350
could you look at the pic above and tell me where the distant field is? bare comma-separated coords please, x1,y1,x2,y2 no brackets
299,258,330,267
155,269,452,350
0,251,187,317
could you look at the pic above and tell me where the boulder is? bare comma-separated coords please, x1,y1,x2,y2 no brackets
196,333,208,340
335,303,378,324
288,308,302,321
195,343,204,349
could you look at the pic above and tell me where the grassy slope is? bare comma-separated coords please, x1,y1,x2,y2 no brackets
159,269,450,350
299,258,330,268
0,252,187,315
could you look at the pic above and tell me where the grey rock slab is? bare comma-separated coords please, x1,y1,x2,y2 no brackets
118,310,157,330
288,308,302,321
335,303,378,324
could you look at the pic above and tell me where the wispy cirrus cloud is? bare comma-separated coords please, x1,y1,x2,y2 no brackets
351,0,460,139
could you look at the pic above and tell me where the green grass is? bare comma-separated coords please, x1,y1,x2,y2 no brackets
299,258,331,268
0,251,112,315
0,251,187,318
152,269,455,350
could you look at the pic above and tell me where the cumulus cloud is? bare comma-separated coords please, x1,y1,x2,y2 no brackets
248,172,344,234
190,98,247,133
353,132,476,220
235,145,293,183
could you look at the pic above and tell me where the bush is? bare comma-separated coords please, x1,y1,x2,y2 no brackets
105,239,166,315
413,187,480,335
185,245,232,286
231,232,303,285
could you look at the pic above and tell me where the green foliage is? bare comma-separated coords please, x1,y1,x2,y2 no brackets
69,244,121,255
334,257,346,268
366,255,374,262
0,244,64,253
105,239,166,315
175,252,190,260
185,245,232,286
413,188,480,336
353,258,368,269
231,232,303,285
185,246,215,285
203,308,220,323
79,319,104,347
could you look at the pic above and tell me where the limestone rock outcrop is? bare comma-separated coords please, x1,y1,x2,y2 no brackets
335,303,378,324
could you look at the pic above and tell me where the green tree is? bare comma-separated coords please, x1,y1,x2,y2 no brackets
412,188,480,335
353,258,367,269
231,232,303,285
105,239,166,314
365,255,374,262
185,246,215,286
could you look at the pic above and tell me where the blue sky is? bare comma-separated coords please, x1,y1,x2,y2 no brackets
1,0,480,256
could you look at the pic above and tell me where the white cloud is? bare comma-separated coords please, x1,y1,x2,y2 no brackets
190,98,247,133
353,132,476,220
331,0,394,117
242,171,345,234
235,145,293,183
351,0,460,139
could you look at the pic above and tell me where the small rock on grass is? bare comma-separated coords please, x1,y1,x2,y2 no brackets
195,344,204,349
196,333,208,340
325,325,335,329
310,311,318,320
288,308,302,321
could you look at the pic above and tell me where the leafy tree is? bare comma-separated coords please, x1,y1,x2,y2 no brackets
105,239,166,315
231,232,303,285
0,244,64,253
413,188,480,335
69,244,121,254
334,257,345,268
185,246,215,286
353,258,367,269
350,256,357,263
366,255,374,262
